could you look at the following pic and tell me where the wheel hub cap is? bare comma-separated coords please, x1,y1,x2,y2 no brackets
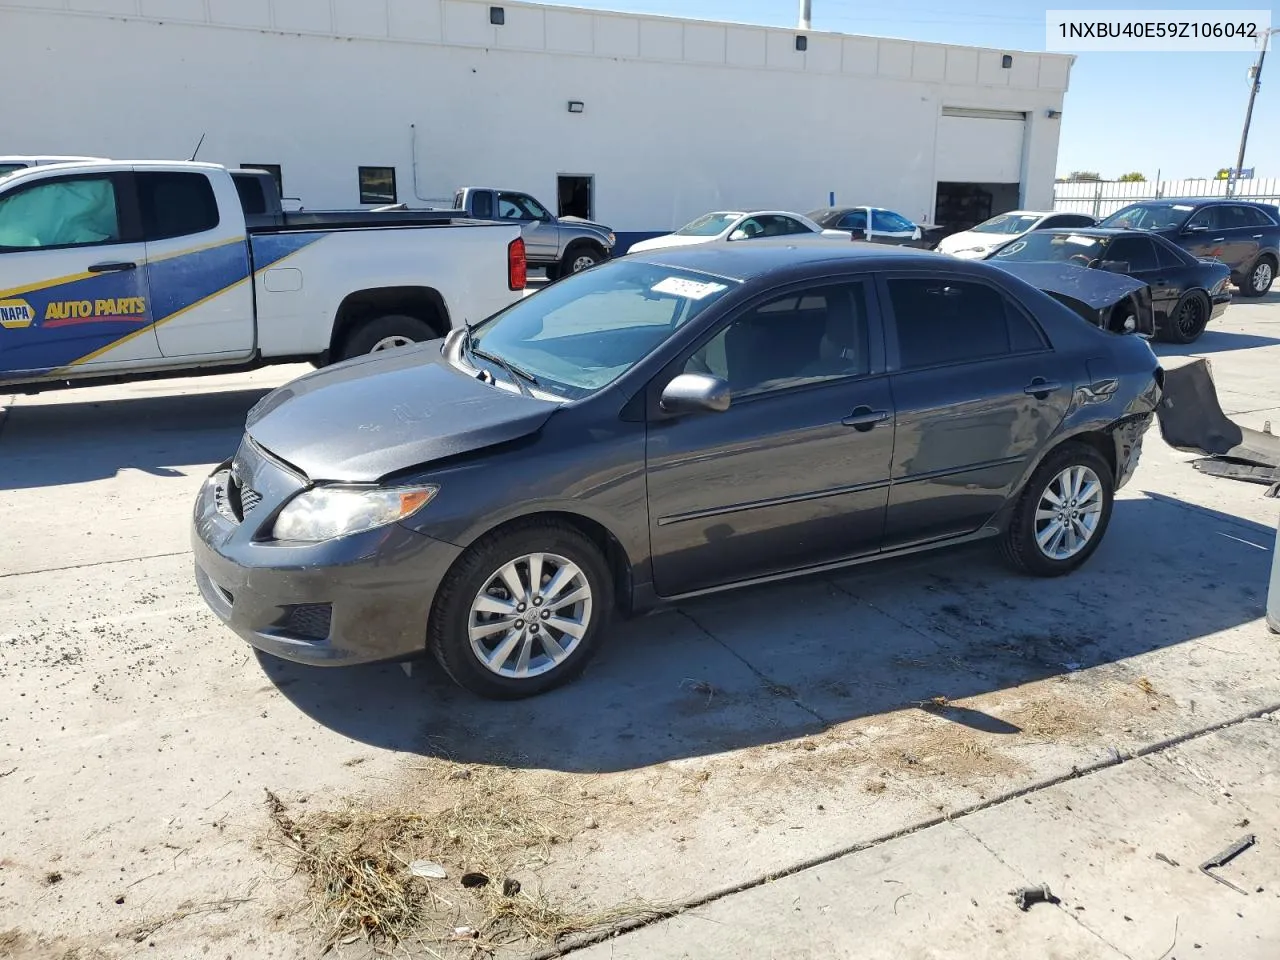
1033,465,1104,561
467,552,593,679
1255,262,1272,290
370,335,414,352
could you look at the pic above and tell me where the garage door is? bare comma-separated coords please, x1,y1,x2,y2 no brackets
935,107,1026,183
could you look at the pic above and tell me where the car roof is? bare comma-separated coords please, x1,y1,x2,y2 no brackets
623,238,951,280
1115,197,1271,208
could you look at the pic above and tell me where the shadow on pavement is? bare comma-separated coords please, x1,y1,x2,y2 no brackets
263,490,1275,772
1153,330,1280,357
0,388,268,490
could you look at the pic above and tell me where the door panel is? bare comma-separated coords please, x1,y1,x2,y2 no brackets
885,356,1071,546
0,172,159,380
879,273,1072,547
647,379,895,595
646,278,893,595
498,192,558,262
138,171,254,358
1107,235,1180,321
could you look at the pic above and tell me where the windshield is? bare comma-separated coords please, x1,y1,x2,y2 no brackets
991,232,1109,264
872,210,915,233
806,209,841,227
468,261,737,399
675,213,741,237
0,164,26,180
972,213,1041,235
1099,203,1192,231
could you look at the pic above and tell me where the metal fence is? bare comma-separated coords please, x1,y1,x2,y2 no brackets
1053,178,1280,218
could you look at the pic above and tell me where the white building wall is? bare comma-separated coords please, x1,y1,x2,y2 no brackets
1,0,1072,233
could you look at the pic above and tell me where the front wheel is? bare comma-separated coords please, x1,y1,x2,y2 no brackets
562,245,603,276
1157,290,1211,344
999,443,1115,577
340,314,435,360
428,520,614,699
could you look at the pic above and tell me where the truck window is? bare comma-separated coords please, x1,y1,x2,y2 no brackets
241,163,283,196
0,175,121,250
471,191,494,218
498,193,548,221
233,175,267,216
136,172,219,241
358,166,397,205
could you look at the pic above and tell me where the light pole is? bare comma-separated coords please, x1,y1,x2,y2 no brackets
1231,28,1278,195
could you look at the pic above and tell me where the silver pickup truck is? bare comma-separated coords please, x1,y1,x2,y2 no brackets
452,187,614,279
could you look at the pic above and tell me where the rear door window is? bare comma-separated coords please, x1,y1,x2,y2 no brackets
887,277,1045,370
136,172,219,240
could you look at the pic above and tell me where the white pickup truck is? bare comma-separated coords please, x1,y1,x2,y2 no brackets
0,161,526,392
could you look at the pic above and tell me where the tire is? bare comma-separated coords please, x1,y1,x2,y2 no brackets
543,263,562,282
428,519,615,699
999,442,1115,578
1240,255,1276,298
562,244,603,277
1157,290,1211,345
339,314,436,361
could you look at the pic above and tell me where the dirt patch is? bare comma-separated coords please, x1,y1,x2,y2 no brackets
263,763,664,953
0,930,108,960
1002,675,1175,741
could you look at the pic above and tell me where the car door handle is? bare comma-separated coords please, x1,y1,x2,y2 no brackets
1153,279,1168,286
842,406,890,431
1254,234,1264,239
1210,237,1225,242
88,261,137,273
1024,378,1063,398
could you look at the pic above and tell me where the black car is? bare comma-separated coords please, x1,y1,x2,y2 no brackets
193,243,1162,699
985,227,1232,344
1098,198,1280,297
806,206,946,248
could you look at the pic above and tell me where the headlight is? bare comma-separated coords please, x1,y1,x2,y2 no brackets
271,484,439,542
607,232,616,247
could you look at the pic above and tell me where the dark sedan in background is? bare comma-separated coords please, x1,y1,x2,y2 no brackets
986,227,1232,344
194,244,1162,699
1098,198,1280,297
807,206,948,248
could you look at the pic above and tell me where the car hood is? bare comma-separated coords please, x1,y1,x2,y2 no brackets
558,216,613,236
244,344,558,482
936,229,1001,254
988,261,1148,309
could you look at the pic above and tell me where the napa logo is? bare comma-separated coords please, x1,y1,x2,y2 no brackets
0,298,34,329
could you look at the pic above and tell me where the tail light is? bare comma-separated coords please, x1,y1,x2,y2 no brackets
507,237,527,291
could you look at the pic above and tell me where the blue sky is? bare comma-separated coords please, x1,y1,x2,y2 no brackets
540,0,1274,181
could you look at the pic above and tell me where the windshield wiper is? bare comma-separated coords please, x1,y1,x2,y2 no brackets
469,343,539,398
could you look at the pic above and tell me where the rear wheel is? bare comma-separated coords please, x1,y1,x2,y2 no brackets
339,314,435,360
428,520,614,699
1158,290,1211,344
999,442,1114,577
1241,255,1275,297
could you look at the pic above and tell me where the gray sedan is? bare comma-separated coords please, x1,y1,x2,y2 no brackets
193,244,1163,699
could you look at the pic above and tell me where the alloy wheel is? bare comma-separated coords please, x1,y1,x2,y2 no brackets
1034,465,1104,561
467,552,593,678
571,255,597,273
1254,260,1273,294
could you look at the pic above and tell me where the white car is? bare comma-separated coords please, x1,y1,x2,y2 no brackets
935,210,1098,259
627,210,844,254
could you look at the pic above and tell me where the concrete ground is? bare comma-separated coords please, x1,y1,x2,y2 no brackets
1,296,1279,959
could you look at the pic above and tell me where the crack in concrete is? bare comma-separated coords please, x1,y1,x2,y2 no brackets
0,550,192,579
535,703,1280,960
676,608,829,727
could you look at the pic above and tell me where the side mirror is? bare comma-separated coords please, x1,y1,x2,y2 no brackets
660,373,731,416
728,229,748,241
1184,224,1209,234
1098,260,1131,273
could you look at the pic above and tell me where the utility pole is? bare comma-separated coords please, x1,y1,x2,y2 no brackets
1232,30,1276,195
799,0,812,30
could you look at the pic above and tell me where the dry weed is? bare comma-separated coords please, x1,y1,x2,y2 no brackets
263,769,662,951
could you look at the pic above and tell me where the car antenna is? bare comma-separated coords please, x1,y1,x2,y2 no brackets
189,133,206,162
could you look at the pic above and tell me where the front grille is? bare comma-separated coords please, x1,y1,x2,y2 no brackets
280,604,333,642
238,485,263,514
